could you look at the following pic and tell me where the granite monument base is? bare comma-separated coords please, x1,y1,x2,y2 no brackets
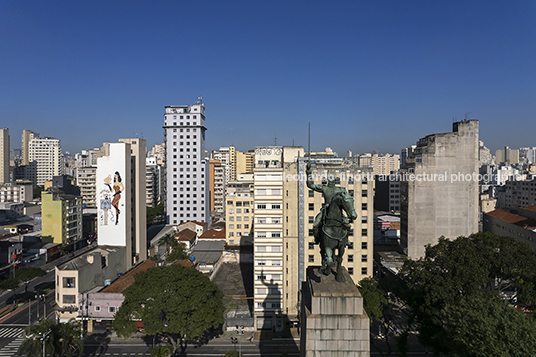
300,266,369,357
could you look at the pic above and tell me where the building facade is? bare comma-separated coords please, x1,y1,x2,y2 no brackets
96,141,147,267
226,177,254,246
0,181,33,203
209,159,225,217
252,146,374,331
28,136,63,186
400,120,479,259
41,188,83,245
77,167,97,208
504,178,536,209
163,101,210,225
0,128,9,184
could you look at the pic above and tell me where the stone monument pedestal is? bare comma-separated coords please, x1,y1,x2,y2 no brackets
300,266,369,357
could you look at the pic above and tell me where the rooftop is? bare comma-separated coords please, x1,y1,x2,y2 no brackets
199,228,226,239
486,209,536,231
57,245,124,271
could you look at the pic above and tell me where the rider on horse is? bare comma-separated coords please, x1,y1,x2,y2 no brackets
306,162,353,245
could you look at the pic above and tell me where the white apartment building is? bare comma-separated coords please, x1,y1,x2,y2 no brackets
253,147,285,331
77,167,97,208
28,137,63,186
0,181,33,203
163,100,210,225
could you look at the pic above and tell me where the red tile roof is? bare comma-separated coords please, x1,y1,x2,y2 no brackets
100,260,156,293
486,209,536,230
523,205,536,212
174,260,194,267
175,229,196,242
199,228,226,240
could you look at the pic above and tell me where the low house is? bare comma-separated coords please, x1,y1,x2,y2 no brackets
79,259,193,332
55,246,127,322
175,228,197,251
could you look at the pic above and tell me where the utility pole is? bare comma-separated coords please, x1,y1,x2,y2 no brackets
236,325,244,357
28,297,31,325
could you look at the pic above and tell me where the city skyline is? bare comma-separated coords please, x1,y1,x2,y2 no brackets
2,1,535,155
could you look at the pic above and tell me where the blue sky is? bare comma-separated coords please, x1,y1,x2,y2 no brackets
1,0,535,156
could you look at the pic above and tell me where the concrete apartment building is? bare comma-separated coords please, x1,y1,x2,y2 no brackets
0,181,33,203
209,159,225,217
77,167,97,208
163,100,210,226
504,178,536,209
253,146,374,332
400,120,479,259
371,153,400,176
0,128,9,184
374,175,401,212
226,176,254,246
41,186,83,245
96,140,147,267
28,136,63,186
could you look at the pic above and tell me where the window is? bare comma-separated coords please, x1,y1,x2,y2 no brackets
63,295,76,304
362,255,368,262
257,245,267,252
361,216,368,223
109,306,116,313
271,246,282,252
94,306,101,312
361,267,368,275
257,275,267,280
362,242,367,250
348,267,354,275
272,204,281,209
348,241,354,249
362,229,367,236
308,229,314,236
309,190,314,197
63,277,76,288
348,254,354,262
309,216,314,224
308,255,315,262
362,190,368,197
257,204,266,209
309,203,315,210
362,203,367,210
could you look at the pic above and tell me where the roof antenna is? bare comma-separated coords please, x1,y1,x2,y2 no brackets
274,133,277,146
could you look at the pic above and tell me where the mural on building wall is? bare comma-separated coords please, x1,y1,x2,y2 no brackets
99,171,125,226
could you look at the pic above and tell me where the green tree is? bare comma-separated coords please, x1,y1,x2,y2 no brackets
357,276,387,323
397,232,536,356
33,185,43,199
11,267,46,281
19,319,83,357
147,203,165,227
158,234,188,262
113,264,225,354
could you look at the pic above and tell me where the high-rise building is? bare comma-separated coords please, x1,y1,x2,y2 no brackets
400,120,479,259
96,140,147,267
163,100,210,226
252,146,374,331
28,136,63,186
21,129,39,166
0,128,9,184
371,153,400,176
208,159,225,216
225,175,254,246
41,177,83,245
77,167,97,208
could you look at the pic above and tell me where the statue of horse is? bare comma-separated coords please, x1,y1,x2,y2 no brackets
318,191,357,282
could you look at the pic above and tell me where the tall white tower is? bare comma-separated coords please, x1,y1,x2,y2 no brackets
163,100,210,225
28,137,63,186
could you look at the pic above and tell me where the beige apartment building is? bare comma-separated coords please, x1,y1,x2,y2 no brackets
225,175,254,246
253,146,374,332
372,153,400,176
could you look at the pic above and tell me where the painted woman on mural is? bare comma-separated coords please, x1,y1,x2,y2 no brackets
111,171,125,225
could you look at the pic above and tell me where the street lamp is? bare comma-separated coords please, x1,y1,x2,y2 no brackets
230,337,238,351
35,293,45,320
39,329,52,357
236,325,244,357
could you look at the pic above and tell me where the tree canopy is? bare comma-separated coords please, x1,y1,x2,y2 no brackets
18,319,83,357
113,263,224,354
158,234,189,262
396,232,536,356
